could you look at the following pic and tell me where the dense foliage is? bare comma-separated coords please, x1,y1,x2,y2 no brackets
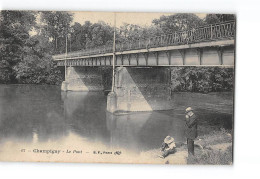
0,11,235,91
152,13,205,33
0,11,66,84
171,67,234,93
0,11,36,83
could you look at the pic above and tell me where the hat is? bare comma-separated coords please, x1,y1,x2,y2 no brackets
185,107,193,113
164,136,174,144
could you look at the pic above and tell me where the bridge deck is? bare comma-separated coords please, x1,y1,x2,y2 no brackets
53,21,235,67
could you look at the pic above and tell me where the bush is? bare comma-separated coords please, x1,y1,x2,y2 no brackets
171,67,234,93
12,55,63,85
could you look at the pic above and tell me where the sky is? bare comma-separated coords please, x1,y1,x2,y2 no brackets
72,11,207,27
28,12,207,36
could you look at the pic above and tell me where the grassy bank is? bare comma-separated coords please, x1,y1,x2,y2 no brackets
139,128,232,165
187,128,233,165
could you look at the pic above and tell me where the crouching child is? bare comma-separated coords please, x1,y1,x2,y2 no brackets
160,136,176,158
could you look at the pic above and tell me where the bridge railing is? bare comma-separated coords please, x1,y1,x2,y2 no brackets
53,21,235,60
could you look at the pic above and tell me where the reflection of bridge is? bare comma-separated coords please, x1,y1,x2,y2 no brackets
53,21,235,113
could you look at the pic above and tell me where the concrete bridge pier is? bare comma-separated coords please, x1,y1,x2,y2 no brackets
61,66,103,91
107,67,173,113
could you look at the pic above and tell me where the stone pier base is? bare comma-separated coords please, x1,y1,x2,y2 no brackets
61,81,69,91
107,91,117,113
107,67,173,113
62,66,103,91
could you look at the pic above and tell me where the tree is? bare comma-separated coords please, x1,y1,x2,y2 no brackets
171,67,234,93
152,13,205,34
204,14,235,24
12,33,63,84
88,21,114,48
0,10,36,83
40,11,73,54
70,22,85,51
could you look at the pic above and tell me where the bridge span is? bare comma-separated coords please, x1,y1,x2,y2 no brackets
53,21,235,113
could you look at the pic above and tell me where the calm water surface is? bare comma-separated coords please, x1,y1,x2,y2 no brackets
0,84,233,162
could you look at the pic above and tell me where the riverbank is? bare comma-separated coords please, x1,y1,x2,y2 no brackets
140,128,232,165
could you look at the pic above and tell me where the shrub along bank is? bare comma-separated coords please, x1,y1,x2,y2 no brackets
170,67,234,93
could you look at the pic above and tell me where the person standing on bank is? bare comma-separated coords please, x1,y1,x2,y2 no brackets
185,107,198,156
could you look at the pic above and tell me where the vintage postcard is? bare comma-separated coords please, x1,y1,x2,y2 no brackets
0,11,235,164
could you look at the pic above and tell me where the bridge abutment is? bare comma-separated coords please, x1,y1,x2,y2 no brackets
61,66,104,91
107,67,173,113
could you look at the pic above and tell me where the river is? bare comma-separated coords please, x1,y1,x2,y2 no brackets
0,84,233,163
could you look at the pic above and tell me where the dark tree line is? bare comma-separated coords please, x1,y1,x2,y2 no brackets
0,11,235,92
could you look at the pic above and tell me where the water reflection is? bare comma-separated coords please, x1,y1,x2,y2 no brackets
0,85,68,144
62,91,185,152
0,85,233,161
105,111,185,152
62,91,110,147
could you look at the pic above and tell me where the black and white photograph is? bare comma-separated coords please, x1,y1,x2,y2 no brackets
0,11,235,165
